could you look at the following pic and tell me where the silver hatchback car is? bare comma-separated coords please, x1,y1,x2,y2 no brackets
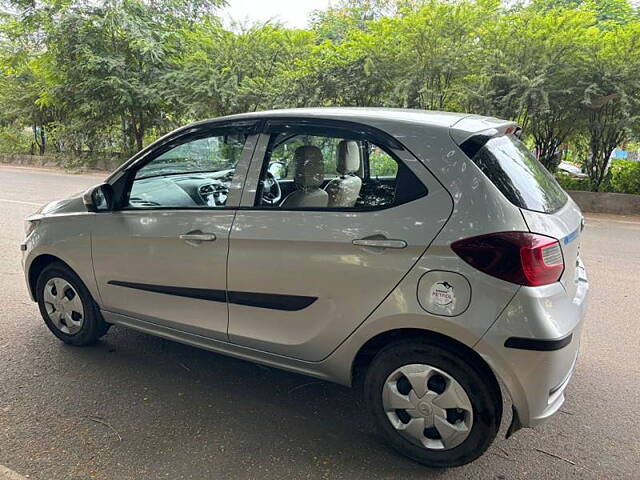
22,108,588,467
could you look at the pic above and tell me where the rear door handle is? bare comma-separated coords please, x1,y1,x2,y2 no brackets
179,232,216,242
352,238,407,249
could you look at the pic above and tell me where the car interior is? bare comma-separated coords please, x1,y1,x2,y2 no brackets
127,133,245,209
257,133,405,210
124,129,426,211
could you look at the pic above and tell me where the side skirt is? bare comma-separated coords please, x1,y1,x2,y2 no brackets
101,310,339,384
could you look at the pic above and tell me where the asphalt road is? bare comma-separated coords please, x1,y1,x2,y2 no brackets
1,165,639,479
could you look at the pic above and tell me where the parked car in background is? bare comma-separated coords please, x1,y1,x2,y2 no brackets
558,160,588,178
21,108,588,467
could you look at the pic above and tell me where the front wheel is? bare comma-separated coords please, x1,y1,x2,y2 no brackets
364,339,502,467
36,262,110,346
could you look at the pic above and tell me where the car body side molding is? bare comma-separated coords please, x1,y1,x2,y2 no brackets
107,280,316,311
504,334,573,351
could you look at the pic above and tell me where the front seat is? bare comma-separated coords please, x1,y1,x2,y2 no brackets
325,140,362,208
280,145,329,208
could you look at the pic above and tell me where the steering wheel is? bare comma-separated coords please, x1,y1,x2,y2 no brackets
261,171,282,205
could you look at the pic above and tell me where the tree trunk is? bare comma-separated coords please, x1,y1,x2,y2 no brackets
39,126,46,155
536,136,561,172
135,123,144,152
121,117,128,154
405,77,421,109
32,125,45,155
132,112,144,152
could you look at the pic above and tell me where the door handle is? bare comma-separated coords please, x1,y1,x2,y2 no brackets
179,232,216,242
352,237,407,249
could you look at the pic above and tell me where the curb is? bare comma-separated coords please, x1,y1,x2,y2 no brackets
568,190,640,215
1,153,121,172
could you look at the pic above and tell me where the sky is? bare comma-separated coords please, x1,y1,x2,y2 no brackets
222,0,334,29
222,1,640,30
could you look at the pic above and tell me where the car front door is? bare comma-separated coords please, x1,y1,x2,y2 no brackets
226,120,453,361
92,122,257,340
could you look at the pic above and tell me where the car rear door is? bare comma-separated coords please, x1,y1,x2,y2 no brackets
226,119,453,361
92,122,258,340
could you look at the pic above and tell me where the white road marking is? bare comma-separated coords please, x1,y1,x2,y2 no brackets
0,198,41,207
586,217,640,226
0,465,28,480
585,217,640,228
0,164,105,179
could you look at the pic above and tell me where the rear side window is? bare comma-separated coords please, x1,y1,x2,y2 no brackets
255,131,426,210
471,135,567,213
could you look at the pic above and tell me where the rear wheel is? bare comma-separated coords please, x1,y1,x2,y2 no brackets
364,339,501,467
36,262,110,346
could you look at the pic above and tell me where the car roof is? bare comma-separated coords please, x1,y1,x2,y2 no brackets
194,107,515,142
202,107,470,129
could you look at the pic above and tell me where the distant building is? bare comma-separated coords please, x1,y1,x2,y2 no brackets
612,146,639,162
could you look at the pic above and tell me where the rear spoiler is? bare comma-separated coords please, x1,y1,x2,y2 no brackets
450,115,518,158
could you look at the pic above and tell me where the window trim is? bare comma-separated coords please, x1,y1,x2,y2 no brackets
246,122,428,213
262,118,405,151
111,121,259,211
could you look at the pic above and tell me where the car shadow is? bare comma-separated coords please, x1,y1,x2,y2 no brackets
29,323,514,478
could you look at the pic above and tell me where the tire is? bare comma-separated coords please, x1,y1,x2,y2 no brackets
35,261,110,346
364,338,502,468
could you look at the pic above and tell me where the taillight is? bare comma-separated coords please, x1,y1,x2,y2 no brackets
451,232,564,287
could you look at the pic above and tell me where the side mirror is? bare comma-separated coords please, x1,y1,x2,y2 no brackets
83,183,114,212
268,161,287,180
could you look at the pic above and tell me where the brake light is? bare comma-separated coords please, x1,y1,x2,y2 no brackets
451,232,564,287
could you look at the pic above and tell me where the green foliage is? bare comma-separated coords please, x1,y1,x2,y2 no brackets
0,125,32,153
533,0,636,26
370,148,398,177
554,171,592,191
0,0,639,191
608,160,640,194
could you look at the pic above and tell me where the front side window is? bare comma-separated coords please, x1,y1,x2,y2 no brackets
128,132,248,208
255,130,426,210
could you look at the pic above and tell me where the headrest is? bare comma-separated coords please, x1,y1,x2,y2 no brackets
336,140,360,175
293,145,324,189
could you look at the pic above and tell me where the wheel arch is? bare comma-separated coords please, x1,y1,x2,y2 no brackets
28,254,71,300
351,328,502,404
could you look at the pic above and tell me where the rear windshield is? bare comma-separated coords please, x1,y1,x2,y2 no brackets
471,135,567,213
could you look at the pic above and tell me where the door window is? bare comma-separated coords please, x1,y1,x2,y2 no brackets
268,134,343,181
127,132,249,208
256,132,426,210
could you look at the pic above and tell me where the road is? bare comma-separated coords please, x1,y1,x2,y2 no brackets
1,165,639,479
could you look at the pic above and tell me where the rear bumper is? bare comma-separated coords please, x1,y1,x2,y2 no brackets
473,258,588,428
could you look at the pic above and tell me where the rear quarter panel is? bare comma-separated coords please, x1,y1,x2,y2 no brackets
321,128,530,384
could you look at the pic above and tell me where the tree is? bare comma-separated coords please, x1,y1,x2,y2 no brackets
386,0,500,111
532,0,636,26
0,0,61,154
1,0,226,155
578,22,640,190
473,7,595,171
162,20,315,117
45,1,190,154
